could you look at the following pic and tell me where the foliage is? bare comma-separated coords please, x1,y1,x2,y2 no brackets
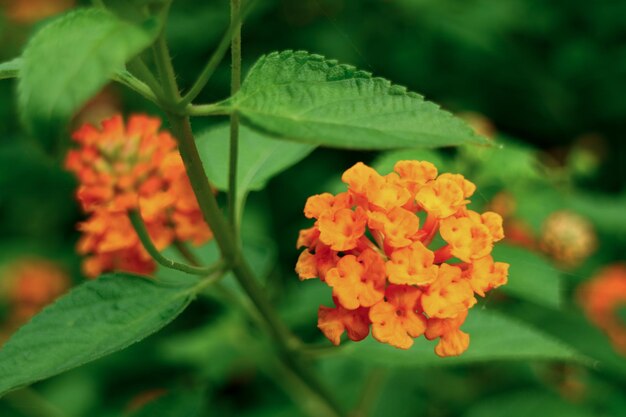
0,1,624,417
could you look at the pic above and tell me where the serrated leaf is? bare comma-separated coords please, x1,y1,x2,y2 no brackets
227,50,487,150
0,58,21,80
493,244,563,308
341,309,585,367
197,123,315,205
18,8,158,146
0,273,198,396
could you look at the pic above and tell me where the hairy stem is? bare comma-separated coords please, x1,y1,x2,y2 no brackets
129,210,220,276
152,13,346,417
127,58,164,99
187,103,232,117
178,1,252,107
173,240,202,266
112,71,159,105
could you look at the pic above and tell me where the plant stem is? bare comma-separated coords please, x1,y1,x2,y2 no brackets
151,17,346,417
178,0,254,107
152,5,180,105
173,240,202,266
129,210,220,276
127,58,164,99
228,0,242,233
187,103,232,116
112,71,159,105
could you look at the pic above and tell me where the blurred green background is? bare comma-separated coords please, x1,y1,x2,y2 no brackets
1,0,625,416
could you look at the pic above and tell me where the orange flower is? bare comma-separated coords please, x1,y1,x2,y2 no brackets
295,243,340,281
76,210,156,277
422,264,476,319
318,302,370,345
415,174,472,219
1,259,71,341
386,241,438,286
368,207,420,248
296,161,508,355
578,264,626,354
3,0,74,23
66,114,213,278
370,285,427,349
325,249,386,309
465,255,509,297
341,162,381,196
318,207,367,251
439,214,494,262
425,310,470,357
394,160,438,196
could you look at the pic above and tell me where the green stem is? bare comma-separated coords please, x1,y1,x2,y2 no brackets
129,210,220,276
187,103,232,117
173,240,202,266
127,58,164,99
178,0,254,107
112,71,159,105
152,5,180,105
193,268,228,293
151,16,346,417
228,0,242,232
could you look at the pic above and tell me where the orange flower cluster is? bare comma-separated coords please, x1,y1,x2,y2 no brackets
297,162,509,357
1,259,70,343
65,114,212,278
2,0,74,23
578,264,626,354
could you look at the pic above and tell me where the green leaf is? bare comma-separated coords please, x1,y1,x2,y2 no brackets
197,123,315,201
492,244,563,308
0,273,198,396
515,304,626,378
341,309,585,367
226,50,487,150
0,57,21,80
18,8,157,144
130,389,205,417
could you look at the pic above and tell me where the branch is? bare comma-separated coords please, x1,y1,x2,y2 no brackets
128,209,221,276
177,0,256,107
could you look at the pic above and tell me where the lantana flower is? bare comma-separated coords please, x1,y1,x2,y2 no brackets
65,114,212,277
296,161,509,357
0,259,70,343
578,264,626,354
